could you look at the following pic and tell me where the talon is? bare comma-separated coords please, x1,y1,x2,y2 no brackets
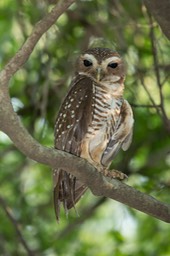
102,169,128,180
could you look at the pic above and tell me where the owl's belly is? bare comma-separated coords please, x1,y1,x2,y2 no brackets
80,85,122,168
80,106,118,169
89,124,109,166
80,122,108,169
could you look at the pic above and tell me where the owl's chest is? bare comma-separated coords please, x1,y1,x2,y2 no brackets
89,85,122,134
80,85,123,167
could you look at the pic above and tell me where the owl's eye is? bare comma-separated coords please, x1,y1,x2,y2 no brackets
108,63,118,69
83,59,92,67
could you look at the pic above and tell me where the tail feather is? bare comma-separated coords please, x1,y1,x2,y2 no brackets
53,169,87,221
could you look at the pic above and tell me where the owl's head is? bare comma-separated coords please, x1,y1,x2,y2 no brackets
76,48,125,84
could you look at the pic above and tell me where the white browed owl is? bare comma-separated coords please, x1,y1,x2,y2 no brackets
53,48,134,221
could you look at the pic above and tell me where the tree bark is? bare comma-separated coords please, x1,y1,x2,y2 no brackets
144,0,170,40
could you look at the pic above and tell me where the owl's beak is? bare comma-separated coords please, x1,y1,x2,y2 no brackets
96,67,102,81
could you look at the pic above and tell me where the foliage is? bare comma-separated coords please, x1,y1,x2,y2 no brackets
0,0,170,255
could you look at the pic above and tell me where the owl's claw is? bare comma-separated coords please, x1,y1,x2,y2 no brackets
102,169,128,180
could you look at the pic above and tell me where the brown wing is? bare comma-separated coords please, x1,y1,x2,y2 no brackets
101,100,134,167
53,75,95,221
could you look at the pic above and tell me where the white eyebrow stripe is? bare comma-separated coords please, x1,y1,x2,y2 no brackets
82,54,98,65
102,56,121,66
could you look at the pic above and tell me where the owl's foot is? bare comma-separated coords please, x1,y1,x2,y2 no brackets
102,169,128,180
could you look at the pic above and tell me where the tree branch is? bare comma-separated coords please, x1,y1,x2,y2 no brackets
0,0,170,224
130,103,161,109
0,86,170,223
0,0,75,85
144,0,170,40
137,71,162,118
0,196,36,256
148,13,170,132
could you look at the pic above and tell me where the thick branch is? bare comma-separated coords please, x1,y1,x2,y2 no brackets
0,0,170,224
0,0,75,84
0,86,170,223
144,0,170,40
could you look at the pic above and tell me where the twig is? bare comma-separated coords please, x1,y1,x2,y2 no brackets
0,196,36,256
138,72,162,117
148,13,168,122
130,103,161,108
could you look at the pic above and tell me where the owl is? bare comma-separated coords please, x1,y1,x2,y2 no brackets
53,48,134,221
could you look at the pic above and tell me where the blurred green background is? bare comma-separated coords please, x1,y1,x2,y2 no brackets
0,0,170,255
